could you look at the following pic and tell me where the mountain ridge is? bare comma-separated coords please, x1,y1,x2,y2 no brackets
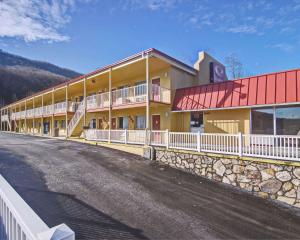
0,50,82,106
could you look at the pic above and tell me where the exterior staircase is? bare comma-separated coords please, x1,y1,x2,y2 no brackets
7,115,11,131
13,118,18,131
67,100,85,137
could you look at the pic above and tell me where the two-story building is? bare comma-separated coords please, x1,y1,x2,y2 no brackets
0,48,224,137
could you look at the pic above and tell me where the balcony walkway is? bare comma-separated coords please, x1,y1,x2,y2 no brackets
1,132,300,239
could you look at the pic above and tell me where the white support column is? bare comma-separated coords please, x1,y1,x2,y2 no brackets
65,85,68,138
52,89,55,136
6,108,8,131
15,105,17,132
25,100,27,133
41,94,44,135
146,54,150,130
108,68,112,143
33,97,35,134
19,104,21,132
9,107,11,132
0,109,2,131
273,106,276,135
83,77,87,127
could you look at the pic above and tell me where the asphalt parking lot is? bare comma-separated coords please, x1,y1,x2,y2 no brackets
1,132,300,239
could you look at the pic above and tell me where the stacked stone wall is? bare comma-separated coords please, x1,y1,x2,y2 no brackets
155,149,300,208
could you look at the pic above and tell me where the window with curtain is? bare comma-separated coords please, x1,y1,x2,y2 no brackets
136,116,146,129
118,117,129,129
89,119,96,129
61,120,66,129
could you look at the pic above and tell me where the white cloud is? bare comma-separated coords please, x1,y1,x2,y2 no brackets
227,25,257,34
177,0,300,38
123,0,179,11
0,0,90,42
269,43,294,52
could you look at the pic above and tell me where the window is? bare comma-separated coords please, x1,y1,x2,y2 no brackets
89,119,96,129
276,106,300,135
54,120,59,128
118,85,129,98
135,81,146,95
190,112,203,128
136,116,146,129
118,117,129,129
251,108,274,134
61,120,66,129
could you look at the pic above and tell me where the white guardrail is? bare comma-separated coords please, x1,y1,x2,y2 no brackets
85,130,300,161
0,175,74,240
8,102,77,120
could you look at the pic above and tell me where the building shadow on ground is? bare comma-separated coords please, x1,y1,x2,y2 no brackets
0,147,148,240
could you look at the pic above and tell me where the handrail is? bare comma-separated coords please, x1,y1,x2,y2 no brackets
67,100,85,136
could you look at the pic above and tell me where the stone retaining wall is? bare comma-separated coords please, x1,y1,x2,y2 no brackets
155,148,300,208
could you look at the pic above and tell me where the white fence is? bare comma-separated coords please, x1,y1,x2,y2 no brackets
0,175,74,240
85,129,300,161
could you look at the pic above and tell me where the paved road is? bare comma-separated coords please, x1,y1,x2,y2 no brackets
1,132,300,239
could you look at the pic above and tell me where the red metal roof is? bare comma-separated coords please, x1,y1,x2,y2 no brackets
172,68,300,111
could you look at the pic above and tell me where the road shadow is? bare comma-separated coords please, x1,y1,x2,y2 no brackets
0,147,148,240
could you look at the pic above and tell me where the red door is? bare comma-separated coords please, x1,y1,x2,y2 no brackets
152,78,160,102
152,115,160,130
98,119,103,129
111,118,116,129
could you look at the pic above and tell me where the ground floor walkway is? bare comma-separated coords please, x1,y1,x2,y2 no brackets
0,132,300,239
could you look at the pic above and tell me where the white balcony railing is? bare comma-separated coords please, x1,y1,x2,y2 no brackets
112,84,147,107
54,101,67,114
9,102,77,120
26,109,34,118
43,104,53,116
85,130,300,161
86,92,110,110
150,84,171,104
1,115,8,122
35,106,44,117
0,175,75,240
7,84,171,120
20,111,26,119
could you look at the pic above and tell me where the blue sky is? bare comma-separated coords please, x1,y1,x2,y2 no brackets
0,0,300,78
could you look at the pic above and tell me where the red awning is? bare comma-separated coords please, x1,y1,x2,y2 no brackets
172,68,300,111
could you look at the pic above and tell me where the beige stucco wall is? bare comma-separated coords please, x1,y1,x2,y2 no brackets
204,108,250,134
171,112,190,132
193,51,227,86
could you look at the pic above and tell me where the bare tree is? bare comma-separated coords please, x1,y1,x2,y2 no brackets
225,53,244,79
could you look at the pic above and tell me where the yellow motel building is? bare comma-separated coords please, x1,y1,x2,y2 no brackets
1,48,300,140
0,49,224,137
